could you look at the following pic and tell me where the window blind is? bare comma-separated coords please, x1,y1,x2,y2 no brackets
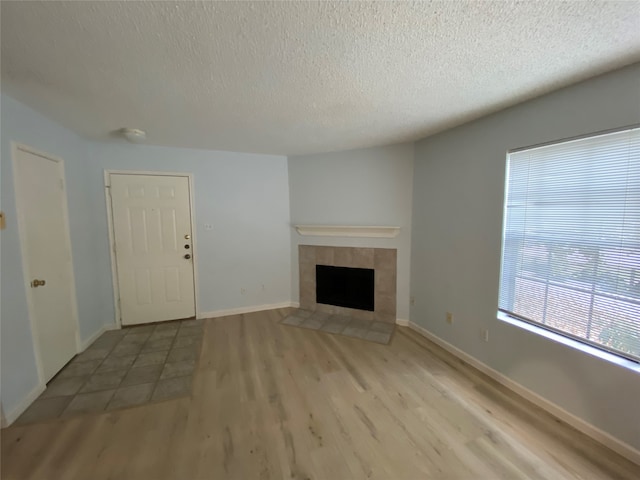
499,127,640,362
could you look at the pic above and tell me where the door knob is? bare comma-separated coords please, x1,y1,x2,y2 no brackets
184,254,191,259
31,279,46,288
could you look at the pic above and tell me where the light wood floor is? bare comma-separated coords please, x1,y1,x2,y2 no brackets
2,308,638,479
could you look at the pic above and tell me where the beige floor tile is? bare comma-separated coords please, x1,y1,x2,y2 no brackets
62,390,115,416
41,376,88,398
96,354,137,373
74,347,111,362
111,343,144,357
121,365,163,387
16,396,73,424
107,383,154,410
152,376,192,401
173,335,201,348
176,326,202,338
167,347,197,363
56,359,102,379
81,369,127,393
133,350,169,368
160,360,195,380
365,330,392,344
148,330,177,341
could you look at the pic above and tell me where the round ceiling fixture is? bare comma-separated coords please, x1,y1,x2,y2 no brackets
121,128,147,143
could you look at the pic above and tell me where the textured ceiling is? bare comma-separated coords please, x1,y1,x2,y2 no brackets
2,1,640,155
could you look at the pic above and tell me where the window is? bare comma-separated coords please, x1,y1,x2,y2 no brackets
499,127,640,362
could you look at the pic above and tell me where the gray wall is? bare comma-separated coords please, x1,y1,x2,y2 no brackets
1,94,292,419
288,143,414,320
411,63,640,449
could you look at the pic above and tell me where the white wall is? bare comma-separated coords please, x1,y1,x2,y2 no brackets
288,143,414,320
88,142,292,319
411,63,640,450
1,93,102,419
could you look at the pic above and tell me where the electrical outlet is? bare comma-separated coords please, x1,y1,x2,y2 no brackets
204,223,213,231
446,312,453,324
261,284,266,292
240,288,246,295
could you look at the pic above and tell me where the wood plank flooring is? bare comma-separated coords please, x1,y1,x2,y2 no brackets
2,308,638,479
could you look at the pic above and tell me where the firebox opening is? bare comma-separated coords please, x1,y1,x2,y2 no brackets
316,265,375,311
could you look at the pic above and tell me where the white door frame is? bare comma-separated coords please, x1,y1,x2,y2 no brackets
104,170,200,327
11,142,82,387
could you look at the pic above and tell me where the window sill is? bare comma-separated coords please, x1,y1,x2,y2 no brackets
497,312,640,374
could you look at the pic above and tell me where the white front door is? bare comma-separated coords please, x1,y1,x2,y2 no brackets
13,146,78,382
109,174,196,325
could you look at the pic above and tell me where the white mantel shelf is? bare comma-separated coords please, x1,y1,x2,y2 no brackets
294,225,401,238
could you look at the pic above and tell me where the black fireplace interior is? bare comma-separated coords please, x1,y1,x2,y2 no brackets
316,265,375,311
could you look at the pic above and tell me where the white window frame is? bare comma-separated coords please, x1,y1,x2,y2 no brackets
498,125,640,367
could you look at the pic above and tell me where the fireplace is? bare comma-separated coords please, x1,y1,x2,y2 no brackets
316,265,375,311
299,245,397,323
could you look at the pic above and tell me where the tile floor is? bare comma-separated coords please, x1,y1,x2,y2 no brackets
281,309,395,344
16,318,204,425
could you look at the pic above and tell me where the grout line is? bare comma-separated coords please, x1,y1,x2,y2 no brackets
281,310,395,345
20,319,205,424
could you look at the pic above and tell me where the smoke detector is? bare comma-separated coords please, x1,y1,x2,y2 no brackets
121,128,147,143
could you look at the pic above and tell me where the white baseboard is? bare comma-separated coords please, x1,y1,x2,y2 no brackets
3,323,122,428
395,318,410,326
3,381,46,427
402,320,640,466
197,301,298,319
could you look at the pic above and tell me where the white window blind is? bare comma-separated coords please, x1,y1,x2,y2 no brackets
499,127,640,362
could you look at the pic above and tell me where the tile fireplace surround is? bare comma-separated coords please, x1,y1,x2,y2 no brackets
299,245,397,323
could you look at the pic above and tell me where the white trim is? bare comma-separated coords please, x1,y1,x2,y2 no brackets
197,302,297,319
104,170,121,326
403,320,640,466
11,142,82,384
294,225,400,238
395,318,410,326
104,170,199,326
3,381,46,427
498,312,640,373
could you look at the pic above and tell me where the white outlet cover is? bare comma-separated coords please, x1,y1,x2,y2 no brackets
204,224,213,231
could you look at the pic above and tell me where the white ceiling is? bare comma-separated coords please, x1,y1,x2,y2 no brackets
2,1,639,155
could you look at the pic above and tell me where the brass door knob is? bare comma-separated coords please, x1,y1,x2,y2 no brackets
31,279,46,288
184,254,191,259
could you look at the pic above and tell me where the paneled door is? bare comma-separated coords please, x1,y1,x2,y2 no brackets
13,145,79,382
109,174,196,325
